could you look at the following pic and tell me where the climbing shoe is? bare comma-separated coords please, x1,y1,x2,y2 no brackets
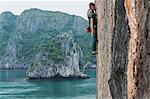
92,51,97,55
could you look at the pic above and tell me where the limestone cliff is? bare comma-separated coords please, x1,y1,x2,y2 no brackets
96,0,149,99
0,9,93,69
26,34,87,79
125,0,150,98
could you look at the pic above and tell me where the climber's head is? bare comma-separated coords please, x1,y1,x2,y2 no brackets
89,2,96,10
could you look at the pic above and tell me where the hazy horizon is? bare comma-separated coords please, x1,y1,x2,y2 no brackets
0,8,89,21
0,0,94,19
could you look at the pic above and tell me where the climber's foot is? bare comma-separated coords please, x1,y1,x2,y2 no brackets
92,51,97,55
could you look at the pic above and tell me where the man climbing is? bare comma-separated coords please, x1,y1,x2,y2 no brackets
87,2,97,55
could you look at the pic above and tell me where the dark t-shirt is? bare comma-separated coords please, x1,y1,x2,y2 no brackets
87,9,97,30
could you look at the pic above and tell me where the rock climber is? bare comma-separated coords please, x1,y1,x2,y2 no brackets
87,2,97,55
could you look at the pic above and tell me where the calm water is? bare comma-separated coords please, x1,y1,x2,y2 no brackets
0,69,96,99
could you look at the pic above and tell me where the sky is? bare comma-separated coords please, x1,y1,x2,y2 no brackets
0,0,94,19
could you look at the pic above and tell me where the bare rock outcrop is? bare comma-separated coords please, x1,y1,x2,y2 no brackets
96,0,114,98
125,0,150,98
96,0,129,98
26,34,87,79
96,0,149,99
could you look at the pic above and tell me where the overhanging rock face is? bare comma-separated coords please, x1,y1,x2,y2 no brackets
96,0,113,98
96,0,150,99
125,0,150,98
96,0,129,98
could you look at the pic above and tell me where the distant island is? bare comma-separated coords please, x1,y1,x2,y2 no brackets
0,8,96,78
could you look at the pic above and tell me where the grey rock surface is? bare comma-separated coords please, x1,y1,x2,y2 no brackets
96,0,149,99
26,34,87,78
0,8,93,69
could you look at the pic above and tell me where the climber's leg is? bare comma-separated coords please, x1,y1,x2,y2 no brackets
96,30,98,51
92,33,97,55
92,34,96,51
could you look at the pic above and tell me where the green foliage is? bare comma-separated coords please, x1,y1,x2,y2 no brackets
0,12,16,56
16,29,64,63
0,9,94,69
40,37,64,62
